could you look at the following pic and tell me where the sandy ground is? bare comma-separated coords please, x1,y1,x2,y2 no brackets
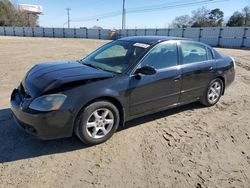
0,36,249,188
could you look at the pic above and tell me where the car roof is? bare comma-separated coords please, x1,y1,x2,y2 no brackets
118,36,190,45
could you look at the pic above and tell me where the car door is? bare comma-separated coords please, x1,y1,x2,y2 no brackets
179,41,216,103
128,41,182,116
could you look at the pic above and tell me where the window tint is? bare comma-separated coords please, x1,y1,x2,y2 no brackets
207,48,213,60
95,45,128,60
140,42,178,70
180,42,208,64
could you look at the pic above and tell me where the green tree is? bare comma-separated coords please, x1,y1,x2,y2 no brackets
208,8,224,27
227,11,245,26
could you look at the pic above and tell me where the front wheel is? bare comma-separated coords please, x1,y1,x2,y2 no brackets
200,79,223,107
74,101,120,145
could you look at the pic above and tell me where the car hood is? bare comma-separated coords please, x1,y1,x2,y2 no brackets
22,61,114,97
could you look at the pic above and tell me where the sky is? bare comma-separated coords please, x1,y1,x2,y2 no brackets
16,0,250,29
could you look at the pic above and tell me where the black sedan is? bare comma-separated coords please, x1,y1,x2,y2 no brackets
11,36,235,145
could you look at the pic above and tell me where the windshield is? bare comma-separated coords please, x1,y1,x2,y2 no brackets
81,40,150,74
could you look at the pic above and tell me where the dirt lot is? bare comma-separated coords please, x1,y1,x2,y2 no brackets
0,36,249,188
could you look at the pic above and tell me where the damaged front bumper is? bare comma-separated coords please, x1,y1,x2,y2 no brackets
10,88,74,140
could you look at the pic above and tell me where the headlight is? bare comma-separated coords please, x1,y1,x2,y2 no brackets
29,94,67,111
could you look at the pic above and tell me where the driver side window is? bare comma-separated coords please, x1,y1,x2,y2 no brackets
140,42,178,70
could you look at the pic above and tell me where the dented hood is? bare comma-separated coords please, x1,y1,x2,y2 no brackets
22,61,114,97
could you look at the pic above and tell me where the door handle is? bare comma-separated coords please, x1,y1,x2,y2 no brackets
173,75,181,82
209,67,214,71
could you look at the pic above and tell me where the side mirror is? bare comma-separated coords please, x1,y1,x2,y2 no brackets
135,66,156,75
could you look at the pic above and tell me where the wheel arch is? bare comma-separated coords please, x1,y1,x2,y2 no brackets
216,76,225,95
75,96,125,128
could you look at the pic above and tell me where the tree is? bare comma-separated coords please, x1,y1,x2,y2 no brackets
242,6,250,26
191,6,210,27
208,8,224,27
0,0,17,26
227,11,245,26
0,0,38,26
171,15,192,28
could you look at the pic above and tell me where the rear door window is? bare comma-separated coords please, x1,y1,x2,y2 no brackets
180,42,208,64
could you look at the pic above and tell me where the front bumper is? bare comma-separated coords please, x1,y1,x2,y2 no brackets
10,89,74,140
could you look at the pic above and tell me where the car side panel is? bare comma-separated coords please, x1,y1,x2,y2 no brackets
128,67,181,116
61,75,131,128
179,60,216,103
215,56,235,88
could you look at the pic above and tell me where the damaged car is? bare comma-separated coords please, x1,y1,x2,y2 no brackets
11,36,235,145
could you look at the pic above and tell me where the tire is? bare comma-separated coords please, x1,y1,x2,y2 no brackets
200,78,224,107
74,101,120,145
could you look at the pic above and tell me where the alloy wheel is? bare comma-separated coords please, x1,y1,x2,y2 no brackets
207,81,222,104
86,108,114,139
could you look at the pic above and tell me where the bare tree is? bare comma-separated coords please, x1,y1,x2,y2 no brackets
242,6,250,26
191,6,210,27
171,15,192,28
0,0,39,27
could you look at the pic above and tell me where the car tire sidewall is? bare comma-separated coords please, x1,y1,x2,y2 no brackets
76,101,120,145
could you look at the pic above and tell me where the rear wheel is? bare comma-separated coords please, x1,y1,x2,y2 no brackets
74,101,120,145
200,79,223,107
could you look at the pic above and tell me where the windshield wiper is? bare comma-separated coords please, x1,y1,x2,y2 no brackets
82,63,98,69
81,62,118,74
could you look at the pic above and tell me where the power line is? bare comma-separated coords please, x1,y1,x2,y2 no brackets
73,11,121,22
127,0,217,13
71,0,228,23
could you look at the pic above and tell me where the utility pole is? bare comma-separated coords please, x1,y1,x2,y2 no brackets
66,8,71,28
122,0,126,30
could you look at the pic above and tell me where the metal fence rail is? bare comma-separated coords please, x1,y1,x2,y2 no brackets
0,27,111,40
118,27,250,48
0,26,249,48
